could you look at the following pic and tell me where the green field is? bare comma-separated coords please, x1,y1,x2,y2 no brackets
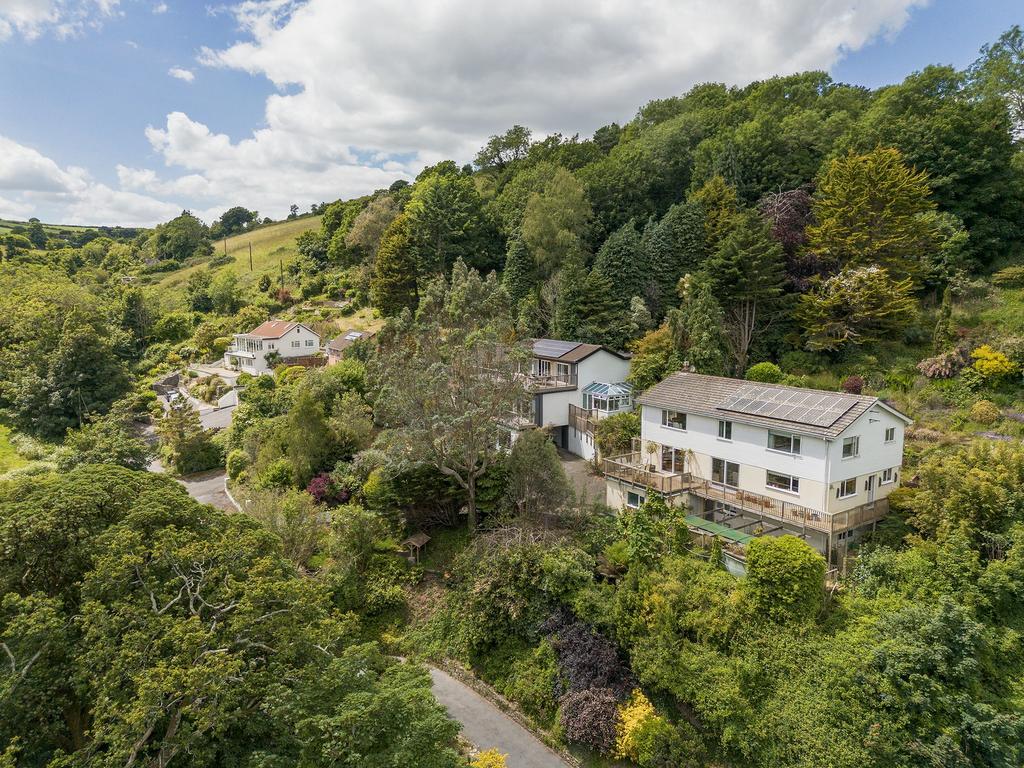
0,218,96,236
0,426,28,474
144,215,321,302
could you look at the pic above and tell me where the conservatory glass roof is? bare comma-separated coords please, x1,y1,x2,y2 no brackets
582,381,633,397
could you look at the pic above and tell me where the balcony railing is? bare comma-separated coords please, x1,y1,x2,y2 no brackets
569,404,597,436
601,452,693,495
526,371,577,390
602,448,890,534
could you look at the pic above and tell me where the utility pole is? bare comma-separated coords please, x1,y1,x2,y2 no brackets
249,241,253,271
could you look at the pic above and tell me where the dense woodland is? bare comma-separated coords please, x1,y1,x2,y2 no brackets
3,26,1024,768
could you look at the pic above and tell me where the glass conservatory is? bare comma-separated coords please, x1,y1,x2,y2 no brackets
581,381,633,413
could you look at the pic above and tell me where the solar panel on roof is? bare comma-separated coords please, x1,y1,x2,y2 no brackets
533,339,581,358
718,384,858,428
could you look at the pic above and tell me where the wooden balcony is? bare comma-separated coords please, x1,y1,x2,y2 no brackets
526,372,577,391
601,452,692,495
603,448,889,535
568,404,597,436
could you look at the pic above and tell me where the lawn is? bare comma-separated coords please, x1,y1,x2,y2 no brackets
0,426,28,474
144,215,322,303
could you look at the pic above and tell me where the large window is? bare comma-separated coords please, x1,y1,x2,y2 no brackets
766,471,799,494
662,410,686,430
842,436,860,458
768,431,800,454
836,478,857,498
661,446,685,473
884,427,896,442
718,420,732,440
712,458,739,488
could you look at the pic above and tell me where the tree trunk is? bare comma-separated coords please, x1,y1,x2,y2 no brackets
466,475,478,532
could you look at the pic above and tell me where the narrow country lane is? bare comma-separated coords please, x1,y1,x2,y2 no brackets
428,667,572,768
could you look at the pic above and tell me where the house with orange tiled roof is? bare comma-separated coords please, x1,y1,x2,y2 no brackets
223,320,320,375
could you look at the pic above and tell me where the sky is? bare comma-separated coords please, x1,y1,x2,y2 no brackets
0,0,1020,227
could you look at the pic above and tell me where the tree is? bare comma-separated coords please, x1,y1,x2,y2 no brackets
0,465,461,767
969,25,1024,138
502,237,534,305
370,214,419,316
627,325,682,392
594,411,639,457
26,221,47,249
593,221,645,308
208,270,241,314
156,400,221,474
185,270,213,312
505,429,572,518
642,200,707,318
668,275,725,375
807,148,938,281
689,175,739,252
149,210,211,262
212,206,257,238
59,409,152,471
285,388,332,487
406,165,500,274
552,260,630,349
344,194,399,261
521,168,592,280
703,212,786,373
757,187,820,289
475,125,532,170
373,261,528,530
797,266,918,352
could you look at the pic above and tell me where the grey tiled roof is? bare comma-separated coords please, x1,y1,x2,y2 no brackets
637,371,908,440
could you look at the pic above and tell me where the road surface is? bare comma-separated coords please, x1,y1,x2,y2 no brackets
428,667,571,768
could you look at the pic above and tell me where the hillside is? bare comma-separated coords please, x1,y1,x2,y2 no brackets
141,215,322,300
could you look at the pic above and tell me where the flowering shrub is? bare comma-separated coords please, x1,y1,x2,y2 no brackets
470,749,507,768
971,344,1017,381
558,688,619,753
307,472,338,504
917,350,967,379
841,375,864,394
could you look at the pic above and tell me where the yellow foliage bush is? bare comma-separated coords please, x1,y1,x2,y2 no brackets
615,688,657,760
470,749,507,768
970,399,1002,425
971,345,1016,380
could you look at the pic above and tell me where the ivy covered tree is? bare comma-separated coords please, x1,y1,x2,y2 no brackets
642,200,708,318
797,265,918,352
668,274,726,375
502,237,535,305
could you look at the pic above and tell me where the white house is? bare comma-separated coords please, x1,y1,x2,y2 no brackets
223,320,321,375
603,371,912,567
520,339,632,460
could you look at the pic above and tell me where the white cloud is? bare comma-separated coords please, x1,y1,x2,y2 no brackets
0,0,119,42
139,0,927,221
168,66,195,82
2,0,933,225
0,135,180,225
152,1,167,13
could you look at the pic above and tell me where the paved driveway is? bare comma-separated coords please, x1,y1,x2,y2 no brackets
178,469,237,512
557,449,606,505
429,667,571,768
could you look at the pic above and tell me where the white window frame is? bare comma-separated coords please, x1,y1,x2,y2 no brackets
880,467,895,485
718,420,732,440
305,339,315,347
884,427,896,443
842,436,860,459
662,410,687,430
766,471,800,495
768,431,801,455
712,458,740,488
291,340,301,348
626,491,644,509
836,478,857,499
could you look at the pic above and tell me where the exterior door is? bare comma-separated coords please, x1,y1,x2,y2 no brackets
865,475,875,503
